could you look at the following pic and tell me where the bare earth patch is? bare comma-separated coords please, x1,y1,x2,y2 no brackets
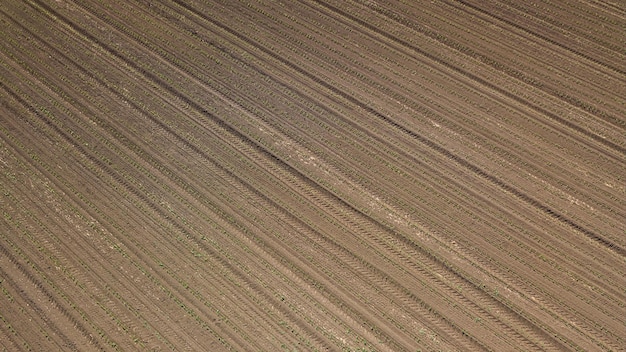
0,0,624,351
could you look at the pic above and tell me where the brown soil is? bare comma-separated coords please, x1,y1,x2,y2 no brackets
1,0,624,351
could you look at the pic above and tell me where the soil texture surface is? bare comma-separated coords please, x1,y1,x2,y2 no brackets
1,0,624,351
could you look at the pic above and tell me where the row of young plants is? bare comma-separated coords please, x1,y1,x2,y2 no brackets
160,0,620,350
240,0,624,250
0,73,134,350
0,6,260,350
17,0,620,348
199,1,620,350
59,1,438,350
58,0,468,348
14,1,372,350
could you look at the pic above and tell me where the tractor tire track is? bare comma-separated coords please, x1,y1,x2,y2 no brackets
164,0,625,257
0,10,341,347
1,0,623,350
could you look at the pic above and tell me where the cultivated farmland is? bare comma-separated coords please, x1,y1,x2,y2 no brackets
0,0,624,351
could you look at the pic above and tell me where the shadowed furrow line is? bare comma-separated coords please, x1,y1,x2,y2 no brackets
0,11,342,347
144,0,624,279
0,77,249,350
171,0,624,256
307,0,626,154
42,0,620,348
343,0,624,130
0,220,102,351
21,2,477,347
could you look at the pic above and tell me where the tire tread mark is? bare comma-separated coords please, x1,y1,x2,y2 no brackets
155,75,555,349
194,26,625,304
2,43,338,349
1,8,341,348
0,195,93,351
188,2,623,226
0,263,62,352
205,122,482,350
24,4,475,345
0,228,102,351
161,0,624,266
76,0,626,259
0,81,246,351
303,0,626,153
360,0,625,129
252,144,572,351
168,0,625,256
49,0,602,348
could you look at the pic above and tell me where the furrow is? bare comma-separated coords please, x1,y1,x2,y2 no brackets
306,0,625,155
1,0,622,350
0,217,106,351
454,0,626,75
158,0,624,257
0,4,346,346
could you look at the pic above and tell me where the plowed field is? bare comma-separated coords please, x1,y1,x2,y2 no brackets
1,0,624,351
